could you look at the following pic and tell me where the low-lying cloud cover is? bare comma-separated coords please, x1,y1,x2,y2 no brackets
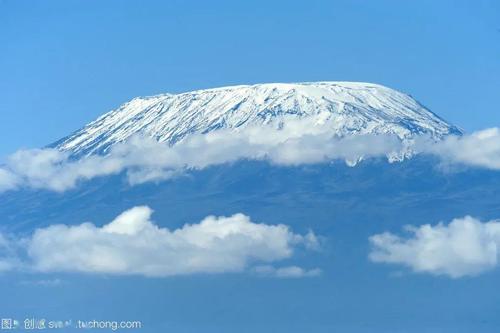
369,216,500,278
0,120,404,192
1,123,500,193
416,127,500,170
0,206,320,277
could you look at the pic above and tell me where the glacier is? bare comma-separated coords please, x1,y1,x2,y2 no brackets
52,82,462,157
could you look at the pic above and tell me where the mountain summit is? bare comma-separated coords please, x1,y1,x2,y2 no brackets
54,82,462,156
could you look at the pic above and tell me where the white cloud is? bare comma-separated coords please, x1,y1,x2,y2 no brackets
2,123,500,193
0,168,20,192
369,216,500,278
0,206,319,277
3,148,124,192
417,127,500,170
0,120,404,193
253,265,322,278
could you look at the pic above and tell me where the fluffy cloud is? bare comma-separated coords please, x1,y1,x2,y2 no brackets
4,148,124,192
417,128,500,170
0,206,319,277
0,119,404,192
369,216,500,278
0,168,20,192
2,123,500,193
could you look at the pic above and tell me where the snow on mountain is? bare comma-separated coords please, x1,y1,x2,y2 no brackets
53,82,462,156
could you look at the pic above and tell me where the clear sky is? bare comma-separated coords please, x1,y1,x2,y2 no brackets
0,0,499,156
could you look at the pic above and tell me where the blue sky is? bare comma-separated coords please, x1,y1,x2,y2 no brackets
0,0,499,157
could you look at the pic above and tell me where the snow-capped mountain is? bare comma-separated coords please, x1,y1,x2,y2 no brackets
53,82,462,156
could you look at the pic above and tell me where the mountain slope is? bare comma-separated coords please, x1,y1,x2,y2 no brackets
53,82,462,156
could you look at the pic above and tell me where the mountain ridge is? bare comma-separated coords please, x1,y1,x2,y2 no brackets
53,81,463,156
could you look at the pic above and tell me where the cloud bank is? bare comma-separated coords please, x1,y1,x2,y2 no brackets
416,127,500,170
0,120,404,192
369,216,500,278
0,206,320,277
1,123,500,193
